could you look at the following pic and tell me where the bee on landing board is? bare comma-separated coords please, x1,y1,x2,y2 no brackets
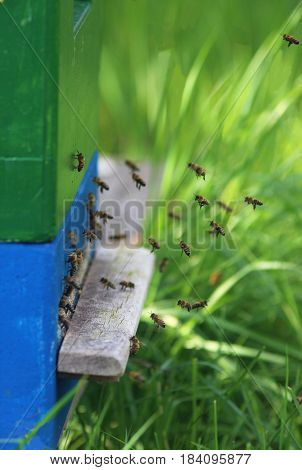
83,229,97,243
217,201,232,213
209,220,225,237
92,177,110,193
120,281,135,291
195,195,209,209
68,251,79,275
150,313,166,328
95,210,114,224
100,277,116,290
132,172,146,190
148,237,160,253
179,240,191,257
74,151,85,172
128,371,145,384
159,257,169,273
59,295,75,315
282,34,299,47
177,299,192,311
67,231,77,248
125,160,140,172
244,196,263,210
191,300,208,310
64,276,82,295
87,193,96,211
188,162,206,180
130,336,141,355
76,249,84,265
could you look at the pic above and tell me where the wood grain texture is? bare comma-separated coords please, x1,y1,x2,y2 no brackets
58,246,154,379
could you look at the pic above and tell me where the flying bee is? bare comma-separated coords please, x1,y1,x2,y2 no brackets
83,229,97,243
74,151,85,172
209,220,225,237
244,196,263,210
67,231,77,248
296,395,302,405
128,371,145,384
217,201,232,213
132,172,146,190
92,176,110,193
87,192,96,211
95,210,114,224
179,240,191,257
191,300,208,310
188,162,206,180
195,195,209,209
150,313,166,329
120,281,135,291
109,233,127,240
130,336,141,355
159,257,169,273
177,299,192,312
148,237,160,253
282,34,299,47
168,210,181,221
125,159,140,172
100,277,116,290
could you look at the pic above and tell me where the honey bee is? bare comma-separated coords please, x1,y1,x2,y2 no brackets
179,240,191,257
244,196,263,210
132,173,146,190
130,336,141,355
92,177,110,193
95,210,114,224
209,271,222,285
296,395,302,405
150,313,166,328
109,233,127,240
59,309,71,328
100,277,116,290
177,299,192,311
64,276,81,292
195,195,209,209
128,371,145,384
68,251,79,275
67,231,77,248
76,249,84,265
148,237,160,253
159,257,169,273
282,34,299,47
74,151,85,172
87,192,96,210
188,162,206,180
217,201,232,213
168,210,181,221
191,300,208,310
59,295,75,315
83,229,97,242
120,281,135,291
209,220,225,237
125,160,140,172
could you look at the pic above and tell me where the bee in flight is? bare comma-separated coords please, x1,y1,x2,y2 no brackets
191,300,208,310
188,163,206,180
209,271,222,285
209,220,225,237
168,210,181,221
100,277,116,290
74,151,85,172
125,160,140,172
128,371,145,384
150,313,166,328
179,240,191,257
159,257,169,273
132,173,146,190
83,229,97,243
67,231,77,248
282,34,299,47
177,299,192,311
109,233,127,241
148,237,160,253
120,280,135,291
92,177,110,193
244,196,263,210
217,201,232,213
95,210,114,224
130,336,141,355
195,195,209,209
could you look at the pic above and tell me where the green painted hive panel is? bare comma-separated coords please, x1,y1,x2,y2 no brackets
0,0,102,241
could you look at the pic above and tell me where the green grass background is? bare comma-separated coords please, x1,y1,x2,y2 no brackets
58,0,302,449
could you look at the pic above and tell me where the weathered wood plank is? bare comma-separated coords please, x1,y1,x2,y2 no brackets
57,246,154,379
